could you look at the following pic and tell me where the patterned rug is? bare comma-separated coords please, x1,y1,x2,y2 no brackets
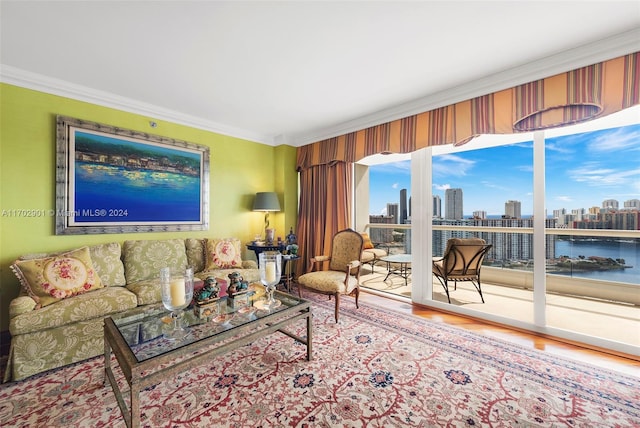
1,294,639,427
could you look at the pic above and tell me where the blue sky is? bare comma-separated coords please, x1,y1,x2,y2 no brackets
369,122,640,217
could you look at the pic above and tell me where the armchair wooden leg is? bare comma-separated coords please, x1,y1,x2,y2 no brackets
334,293,340,323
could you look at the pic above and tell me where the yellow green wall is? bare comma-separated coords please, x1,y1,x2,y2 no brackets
0,83,298,332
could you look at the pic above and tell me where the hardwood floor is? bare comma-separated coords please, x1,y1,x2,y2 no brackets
358,290,640,377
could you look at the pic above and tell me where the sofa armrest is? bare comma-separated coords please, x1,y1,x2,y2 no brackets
9,296,37,318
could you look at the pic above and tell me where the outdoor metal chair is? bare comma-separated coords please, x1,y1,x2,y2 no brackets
432,238,492,303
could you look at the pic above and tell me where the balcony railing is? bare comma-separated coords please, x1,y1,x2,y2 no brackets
364,223,639,306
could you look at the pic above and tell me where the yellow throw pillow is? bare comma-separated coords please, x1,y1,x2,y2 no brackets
360,232,374,250
10,246,103,308
205,238,243,270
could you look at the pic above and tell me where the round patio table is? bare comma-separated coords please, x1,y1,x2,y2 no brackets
380,254,412,286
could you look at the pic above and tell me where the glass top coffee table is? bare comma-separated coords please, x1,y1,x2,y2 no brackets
380,254,412,286
104,288,312,428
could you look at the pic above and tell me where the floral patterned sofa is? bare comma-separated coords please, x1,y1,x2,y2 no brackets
5,237,259,382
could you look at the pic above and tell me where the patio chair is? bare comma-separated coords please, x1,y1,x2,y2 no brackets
297,228,364,322
432,238,492,304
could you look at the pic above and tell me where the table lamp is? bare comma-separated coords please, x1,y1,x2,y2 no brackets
252,192,281,243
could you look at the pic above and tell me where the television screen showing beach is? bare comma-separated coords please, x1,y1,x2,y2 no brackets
71,130,202,223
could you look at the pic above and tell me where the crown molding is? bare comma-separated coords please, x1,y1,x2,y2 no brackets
0,65,276,145
2,28,638,148
288,28,640,147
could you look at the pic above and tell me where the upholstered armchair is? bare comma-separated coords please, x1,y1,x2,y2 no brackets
297,229,364,322
432,238,492,304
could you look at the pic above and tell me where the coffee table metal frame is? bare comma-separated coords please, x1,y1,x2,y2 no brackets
104,290,312,428
380,254,412,286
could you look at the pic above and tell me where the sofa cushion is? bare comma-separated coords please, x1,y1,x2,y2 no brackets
185,238,206,273
205,238,243,270
8,286,138,336
126,279,162,306
11,247,104,308
122,239,188,283
89,242,126,287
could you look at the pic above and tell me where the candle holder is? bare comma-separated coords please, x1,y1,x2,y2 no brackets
254,253,281,310
160,267,194,340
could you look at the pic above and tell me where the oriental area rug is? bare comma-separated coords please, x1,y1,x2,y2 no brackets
1,293,638,427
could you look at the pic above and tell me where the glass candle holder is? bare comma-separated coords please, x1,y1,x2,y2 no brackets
255,253,282,310
160,267,194,340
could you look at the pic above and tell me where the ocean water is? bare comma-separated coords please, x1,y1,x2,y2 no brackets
554,239,639,285
74,162,202,222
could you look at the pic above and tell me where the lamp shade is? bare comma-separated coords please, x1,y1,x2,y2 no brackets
252,192,281,212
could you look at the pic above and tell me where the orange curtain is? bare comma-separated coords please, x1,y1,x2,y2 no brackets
294,52,638,260
297,162,352,273
296,52,639,170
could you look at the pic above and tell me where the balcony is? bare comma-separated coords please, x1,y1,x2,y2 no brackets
362,224,640,352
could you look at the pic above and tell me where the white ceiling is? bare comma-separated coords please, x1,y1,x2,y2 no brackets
1,1,639,147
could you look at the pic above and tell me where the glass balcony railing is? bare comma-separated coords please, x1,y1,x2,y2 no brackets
364,223,640,305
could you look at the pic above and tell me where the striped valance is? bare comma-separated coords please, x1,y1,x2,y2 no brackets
297,52,639,170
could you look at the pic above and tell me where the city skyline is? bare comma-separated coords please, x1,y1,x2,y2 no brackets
369,122,640,217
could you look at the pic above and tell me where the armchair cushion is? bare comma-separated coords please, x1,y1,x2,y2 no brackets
10,246,104,308
363,247,386,259
297,271,359,294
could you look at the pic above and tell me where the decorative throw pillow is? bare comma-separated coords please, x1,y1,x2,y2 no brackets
10,246,103,308
360,232,374,249
205,238,243,270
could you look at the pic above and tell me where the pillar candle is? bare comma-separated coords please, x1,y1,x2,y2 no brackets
265,261,276,283
170,278,186,306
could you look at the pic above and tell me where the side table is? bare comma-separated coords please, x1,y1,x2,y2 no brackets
246,243,286,260
282,255,300,293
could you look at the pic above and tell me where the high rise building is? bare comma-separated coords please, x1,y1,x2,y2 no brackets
602,199,619,210
369,215,394,243
387,203,399,224
399,189,408,224
624,199,640,210
473,210,487,219
432,195,441,218
505,200,521,219
571,208,586,221
588,206,601,216
445,188,463,220
553,208,566,219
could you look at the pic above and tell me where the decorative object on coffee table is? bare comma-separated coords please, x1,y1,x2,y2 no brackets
227,271,251,309
194,276,221,318
255,252,282,310
160,267,194,340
